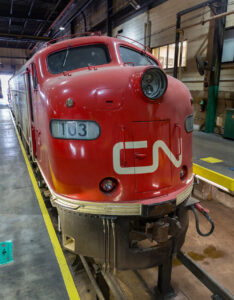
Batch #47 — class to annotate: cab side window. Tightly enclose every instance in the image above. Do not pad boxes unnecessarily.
[119,46,157,66]
[27,68,34,121]
[31,63,38,89]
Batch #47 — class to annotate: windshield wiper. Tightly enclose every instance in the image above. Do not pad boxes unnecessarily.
[62,44,71,68]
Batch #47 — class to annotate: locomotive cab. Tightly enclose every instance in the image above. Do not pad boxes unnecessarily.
[9,36,193,270]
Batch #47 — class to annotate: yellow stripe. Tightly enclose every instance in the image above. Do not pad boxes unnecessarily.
[13,122,80,300]
[193,163,234,192]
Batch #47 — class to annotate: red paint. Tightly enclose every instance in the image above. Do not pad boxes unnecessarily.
[9,36,193,206]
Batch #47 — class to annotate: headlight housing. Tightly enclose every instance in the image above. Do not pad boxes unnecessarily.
[141,67,167,100]
[99,177,118,193]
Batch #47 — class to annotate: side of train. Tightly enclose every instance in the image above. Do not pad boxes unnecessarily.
[9,35,193,270]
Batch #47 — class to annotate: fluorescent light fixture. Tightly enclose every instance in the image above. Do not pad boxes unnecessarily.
[129,0,140,10]
[59,26,65,31]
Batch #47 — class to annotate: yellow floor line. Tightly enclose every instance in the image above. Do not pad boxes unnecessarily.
[193,163,234,192]
[13,122,80,300]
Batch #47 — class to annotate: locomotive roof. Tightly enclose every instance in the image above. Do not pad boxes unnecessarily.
[12,35,156,77]
[36,35,150,58]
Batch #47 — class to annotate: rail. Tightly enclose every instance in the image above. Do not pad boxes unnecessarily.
[177,251,234,300]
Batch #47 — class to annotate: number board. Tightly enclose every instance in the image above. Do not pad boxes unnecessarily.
[51,120,100,140]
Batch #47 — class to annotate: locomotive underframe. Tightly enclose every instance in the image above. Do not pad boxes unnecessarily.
[57,199,189,270]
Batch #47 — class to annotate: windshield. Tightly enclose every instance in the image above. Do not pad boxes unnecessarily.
[47,44,111,74]
[119,46,157,66]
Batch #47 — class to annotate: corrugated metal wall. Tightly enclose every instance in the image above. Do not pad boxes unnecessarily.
[0,47,28,74]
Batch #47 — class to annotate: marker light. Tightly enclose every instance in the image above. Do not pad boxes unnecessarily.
[66,98,74,107]
[100,177,118,193]
[185,115,194,132]
[180,166,187,180]
[141,67,167,100]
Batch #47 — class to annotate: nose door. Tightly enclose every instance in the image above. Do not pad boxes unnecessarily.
[131,120,172,193]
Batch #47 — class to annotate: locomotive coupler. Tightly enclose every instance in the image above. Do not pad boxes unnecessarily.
[145,216,182,244]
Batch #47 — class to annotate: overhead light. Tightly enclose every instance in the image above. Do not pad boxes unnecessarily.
[59,26,65,31]
[129,0,141,10]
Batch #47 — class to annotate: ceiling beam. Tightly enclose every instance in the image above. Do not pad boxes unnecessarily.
[0,55,27,59]
[34,0,65,37]
[0,14,51,23]
[8,0,14,33]
[21,0,36,34]
[51,0,94,39]
[0,32,50,42]
[30,0,76,52]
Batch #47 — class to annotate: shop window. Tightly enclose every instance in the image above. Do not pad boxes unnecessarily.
[152,41,188,69]
[222,28,234,63]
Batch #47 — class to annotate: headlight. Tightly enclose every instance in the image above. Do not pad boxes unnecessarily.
[50,120,100,140]
[185,115,193,133]
[99,177,118,193]
[141,67,167,100]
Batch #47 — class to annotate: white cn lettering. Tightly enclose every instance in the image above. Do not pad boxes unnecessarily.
[113,139,182,175]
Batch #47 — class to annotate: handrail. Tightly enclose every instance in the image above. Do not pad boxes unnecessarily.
[47,31,102,46]
[116,34,151,52]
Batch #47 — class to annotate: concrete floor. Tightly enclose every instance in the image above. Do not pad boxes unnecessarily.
[0,106,69,300]
[193,131,234,179]
[170,199,234,299]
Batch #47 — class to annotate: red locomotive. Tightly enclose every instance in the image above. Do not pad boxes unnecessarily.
[9,35,193,270]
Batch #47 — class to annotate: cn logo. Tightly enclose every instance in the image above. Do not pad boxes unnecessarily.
[113,139,182,175]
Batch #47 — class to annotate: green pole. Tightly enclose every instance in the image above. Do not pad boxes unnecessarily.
[205,0,228,133]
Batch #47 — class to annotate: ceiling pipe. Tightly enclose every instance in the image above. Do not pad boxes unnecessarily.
[52,0,94,38]
[21,0,36,34]
[178,9,234,31]
[33,0,63,38]
[44,0,76,37]
[29,0,74,53]
[8,0,14,33]
[81,11,87,32]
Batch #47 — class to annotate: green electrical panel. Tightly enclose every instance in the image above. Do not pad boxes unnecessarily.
[224,109,234,139]
[0,240,13,266]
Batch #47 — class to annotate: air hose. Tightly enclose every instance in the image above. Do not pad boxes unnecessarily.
[190,203,215,237]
